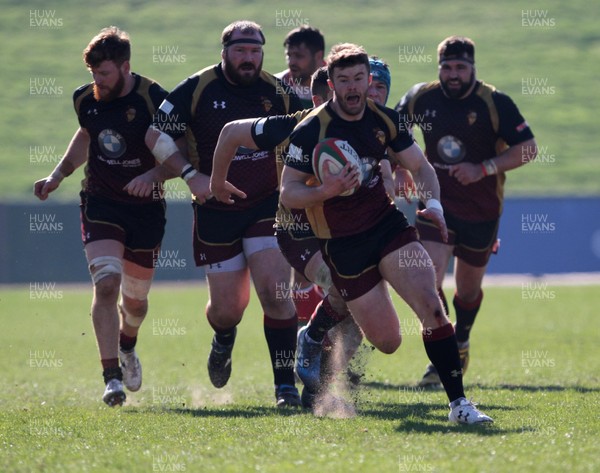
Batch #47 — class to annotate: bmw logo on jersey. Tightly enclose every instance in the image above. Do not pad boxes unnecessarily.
[98,129,127,159]
[437,135,465,164]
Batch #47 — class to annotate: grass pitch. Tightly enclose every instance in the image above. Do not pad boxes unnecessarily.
[0,282,598,472]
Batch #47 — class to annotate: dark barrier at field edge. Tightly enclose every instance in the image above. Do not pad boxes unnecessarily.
[1,197,599,283]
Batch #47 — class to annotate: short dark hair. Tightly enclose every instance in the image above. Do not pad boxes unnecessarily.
[310,66,329,100]
[221,20,265,47]
[83,26,130,68]
[283,26,324,54]
[326,43,370,80]
[437,35,475,64]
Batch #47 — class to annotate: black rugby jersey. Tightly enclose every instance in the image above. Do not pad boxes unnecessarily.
[154,64,302,210]
[284,100,414,239]
[396,80,534,221]
[74,74,168,203]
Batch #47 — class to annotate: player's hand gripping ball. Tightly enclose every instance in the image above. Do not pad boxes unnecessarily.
[312,138,363,196]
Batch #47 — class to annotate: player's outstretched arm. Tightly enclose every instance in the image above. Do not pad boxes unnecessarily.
[379,159,396,200]
[392,142,448,242]
[210,120,255,204]
[33,127,89,201]
[142,127,211,200]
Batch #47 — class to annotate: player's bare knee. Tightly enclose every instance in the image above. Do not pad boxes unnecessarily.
[93,274,121,302]
[121,297,148,320]
[206,303,244,329]
[376,334,401,354]
[364,329,401,354]
[255,285,294,317]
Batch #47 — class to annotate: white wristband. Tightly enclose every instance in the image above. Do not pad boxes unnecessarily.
[181,164,198,182]
[426,198,443,212]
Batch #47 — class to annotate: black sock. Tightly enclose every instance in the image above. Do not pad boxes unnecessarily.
[119,332,137,352]
[264,313,298,386]
[214,328,236,346]
[306,296,349,343]
[453,291,483,343]
[206,316,237,346]
[102,365,123,384]
[423,324,465,402]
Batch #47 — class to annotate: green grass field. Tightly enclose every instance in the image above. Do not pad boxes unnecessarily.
[3,0,599,202]
[1,283,598,472]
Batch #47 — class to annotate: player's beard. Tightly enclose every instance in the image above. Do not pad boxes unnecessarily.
[336,89,368,117]
[290,57,317,84]
[440,70,475,99]
[224,54,263,87]
[93,71,126,102]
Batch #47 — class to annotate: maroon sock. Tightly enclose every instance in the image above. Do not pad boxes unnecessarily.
[264,313,298,387]
[422,324,465,402]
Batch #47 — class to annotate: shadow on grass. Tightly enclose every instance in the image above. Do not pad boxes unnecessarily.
[361,380,600,394]
[357,401,520,435]
[123,405,306,418]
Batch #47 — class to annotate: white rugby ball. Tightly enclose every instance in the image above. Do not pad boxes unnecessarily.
[312,138,363,196]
